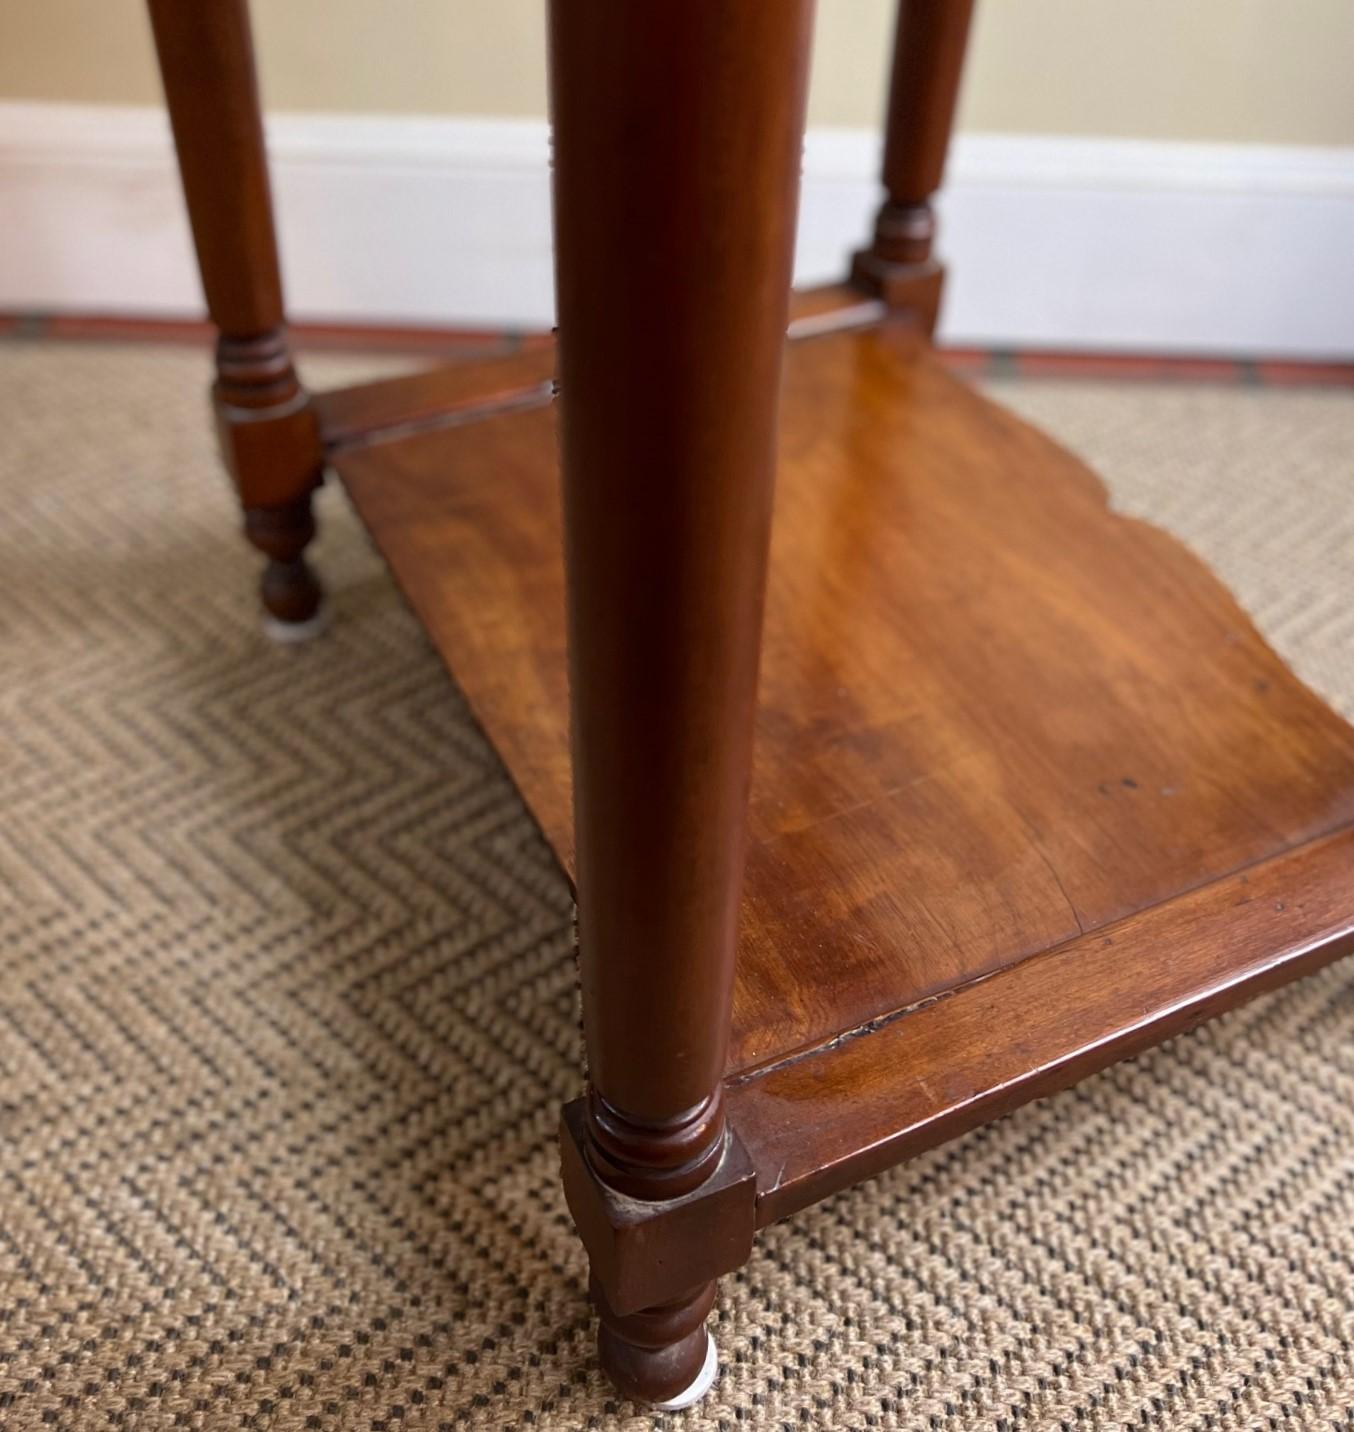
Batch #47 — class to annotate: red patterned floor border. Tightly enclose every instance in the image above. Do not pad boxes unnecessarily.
[2,311,1352,386]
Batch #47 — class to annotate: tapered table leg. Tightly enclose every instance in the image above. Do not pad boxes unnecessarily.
[547,0,815,1407]
[853,0,977,333]
[146,0,325,636]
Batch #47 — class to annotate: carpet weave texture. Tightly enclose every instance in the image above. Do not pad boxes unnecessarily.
[1,342,1352,1430]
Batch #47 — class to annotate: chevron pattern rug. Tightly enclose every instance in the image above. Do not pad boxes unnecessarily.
[1,340,1352,1430]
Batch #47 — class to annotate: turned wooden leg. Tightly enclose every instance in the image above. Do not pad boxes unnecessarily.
[852,0,977,333]
[243,494,321,636]
[547,0,814,1406]
[592,1279,718,1410]
[147,0,325,636]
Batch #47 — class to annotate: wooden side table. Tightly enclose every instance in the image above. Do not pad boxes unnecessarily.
[146,0,1354,1409]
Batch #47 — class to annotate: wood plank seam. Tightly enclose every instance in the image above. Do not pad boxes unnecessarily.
[317,286,890,455]
[729,823,1354,1225]
[321,382,554,456]
[724,815,1354,1088]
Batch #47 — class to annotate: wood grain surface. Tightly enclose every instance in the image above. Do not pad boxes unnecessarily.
[729,823,1354,1225]
[335,320,1354,1083]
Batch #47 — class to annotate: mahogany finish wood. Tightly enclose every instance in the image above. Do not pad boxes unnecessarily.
[313,285,880,458]
[329,301,1354,1406]
[147,0,1354,1409]
[544,0,814,1401]
[335,318,1354,1056]
[730,823,1354,1226]
[335,310,1354,1362]
[314,348,556,453]
[146,0,324,628]
[852,0,976,330]
[591,1278,716,1410]
[558,1102,756,1319]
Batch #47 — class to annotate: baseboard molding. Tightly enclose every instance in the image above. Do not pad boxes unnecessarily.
[3,102,1353,356]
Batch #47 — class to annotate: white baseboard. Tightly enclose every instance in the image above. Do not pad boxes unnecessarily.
[3,102,1353,356]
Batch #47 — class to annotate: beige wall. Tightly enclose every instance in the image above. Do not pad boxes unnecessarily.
[3,0,1353,146]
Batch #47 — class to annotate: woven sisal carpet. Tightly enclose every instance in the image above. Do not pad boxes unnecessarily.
[1,341,1352,1430]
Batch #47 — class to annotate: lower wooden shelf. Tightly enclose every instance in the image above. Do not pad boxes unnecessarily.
[328,304,1354,1226]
